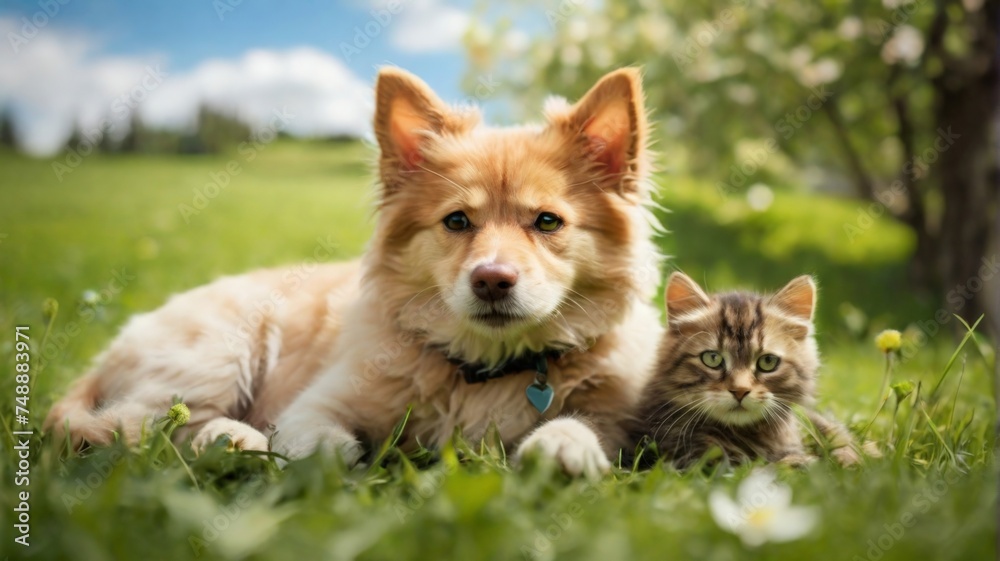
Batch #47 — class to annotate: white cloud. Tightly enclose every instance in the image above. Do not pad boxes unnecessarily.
[0,18,373,156]
[376,0,469,53]
[0,18,160,155]
[142,48,373,139]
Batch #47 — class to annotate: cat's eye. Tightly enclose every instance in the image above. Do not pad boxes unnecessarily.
[700,351,724,369]
[443,211,471,231]
[534,212,563,233]
[756,354,781,373]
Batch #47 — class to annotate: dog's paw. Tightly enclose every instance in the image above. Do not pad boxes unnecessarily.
[271,423,363,467]
[515,418,611,479]
[192,418,269,453]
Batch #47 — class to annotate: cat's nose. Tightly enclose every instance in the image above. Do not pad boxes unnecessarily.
[729,389,750,403]
[471,263,518,302]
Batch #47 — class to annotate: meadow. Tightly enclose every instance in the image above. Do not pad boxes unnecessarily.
[0,141,995,561]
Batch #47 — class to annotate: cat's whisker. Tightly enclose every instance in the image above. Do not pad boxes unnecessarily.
[653,396,712,444]
[677,405,709,452]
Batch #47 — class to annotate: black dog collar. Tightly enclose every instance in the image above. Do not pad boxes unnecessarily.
[449,349,563,384]
[446,349,564,413]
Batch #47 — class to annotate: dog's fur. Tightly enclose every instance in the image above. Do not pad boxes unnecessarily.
[45,68,663,476]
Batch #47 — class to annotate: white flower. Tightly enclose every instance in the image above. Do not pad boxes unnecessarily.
[709,468,819,547]
[799,58,842,87]
[81,290,100,305]
[881,25,925,65]
[560,45,582,67]
[746,184,774,211]
[501,29,530,56]
[837,16,862,40]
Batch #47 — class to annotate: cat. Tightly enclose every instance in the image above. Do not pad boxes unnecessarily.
[627,272,862,469]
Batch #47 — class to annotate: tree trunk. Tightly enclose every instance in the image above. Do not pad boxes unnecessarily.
[932,0,999,330]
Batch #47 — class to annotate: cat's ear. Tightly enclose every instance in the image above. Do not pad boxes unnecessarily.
[664,272,712,321]
[548,68,647,193]
[374,67,449,173]
[771,275,816,321]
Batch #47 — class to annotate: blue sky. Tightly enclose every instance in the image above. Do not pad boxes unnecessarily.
[0,0,489,153]
[0,0,469,98]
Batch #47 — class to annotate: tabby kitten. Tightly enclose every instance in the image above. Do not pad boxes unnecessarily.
[629,272,860,468]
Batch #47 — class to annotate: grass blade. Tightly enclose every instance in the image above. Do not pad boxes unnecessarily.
[928,314,984,400]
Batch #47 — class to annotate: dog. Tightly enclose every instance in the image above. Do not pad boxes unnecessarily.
[45,67,664,477]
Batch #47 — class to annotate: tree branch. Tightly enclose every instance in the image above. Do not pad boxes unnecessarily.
[822,96,876,201]
[887,66,928,232]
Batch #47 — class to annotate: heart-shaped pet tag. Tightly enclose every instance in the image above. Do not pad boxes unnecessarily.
[525,382,554,414]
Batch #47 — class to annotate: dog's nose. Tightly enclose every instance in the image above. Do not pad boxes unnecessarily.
[729,389,750,403]
[470,263,518,302]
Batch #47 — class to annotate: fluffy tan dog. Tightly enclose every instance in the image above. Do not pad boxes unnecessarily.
[45,67,663,477]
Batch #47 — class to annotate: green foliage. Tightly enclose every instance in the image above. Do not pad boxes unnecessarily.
[182,106,254,155]
[0,142,995,560]
[467,0,946,184]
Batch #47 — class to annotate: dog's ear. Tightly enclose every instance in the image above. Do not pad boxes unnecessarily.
[374,67,449,174]
[664,272,711,323]
[550,68,648,194]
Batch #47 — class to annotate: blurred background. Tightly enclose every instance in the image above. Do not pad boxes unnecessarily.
[0,0,996,370]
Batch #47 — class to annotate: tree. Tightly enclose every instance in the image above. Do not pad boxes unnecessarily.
[119,112,144,153]
[0,107,18,150]
[467,0,998,331]
[191,105,252,154]
[63,123,84,153]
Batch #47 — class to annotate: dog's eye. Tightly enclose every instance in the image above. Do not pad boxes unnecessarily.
[443,211,471,231]
[534,212,563,232]
[756,354,781,373]
[700,351,724,369]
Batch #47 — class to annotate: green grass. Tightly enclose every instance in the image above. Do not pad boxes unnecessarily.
[0,141,994,561]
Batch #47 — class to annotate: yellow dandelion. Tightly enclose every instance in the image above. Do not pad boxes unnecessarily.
[875,329,902,354]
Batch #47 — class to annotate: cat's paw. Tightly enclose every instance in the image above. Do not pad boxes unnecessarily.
[516,418,611,479]
[271,423,363,467]
[778,453,817,468]
[831,446,862,467]
[192,418,269,453]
